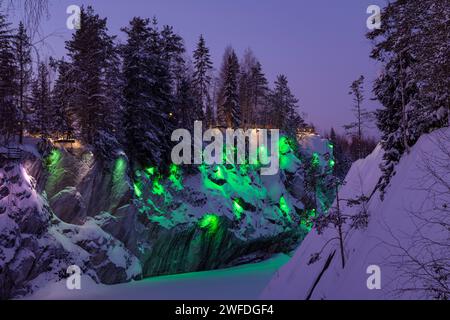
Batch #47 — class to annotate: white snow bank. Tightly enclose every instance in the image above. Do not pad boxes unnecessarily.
[26,254,289,300]
[262,128,450,300]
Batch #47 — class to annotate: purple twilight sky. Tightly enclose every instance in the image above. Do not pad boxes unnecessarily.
[8,0,387,137]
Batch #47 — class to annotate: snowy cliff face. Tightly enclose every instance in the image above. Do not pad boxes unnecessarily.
[262,128,450,300]
[0,160,141,299]
[1,134,334,297]
[131,135,334,276]
[28,148,134,225]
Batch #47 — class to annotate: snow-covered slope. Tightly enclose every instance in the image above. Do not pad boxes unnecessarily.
[0,161,141,299]
[27,254,289,300]
[262,128,450,300]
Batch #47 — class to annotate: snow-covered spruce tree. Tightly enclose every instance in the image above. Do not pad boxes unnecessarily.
[368,0,449,196]
[161,23,205,130]
[175,75,201,131]
[402,0,449,130]
[30,62,52,138]
[215,46,232,126]
[373,57,418,196]
[160,24,186,94]
[268,74,305,136]
[249,60,269,127]
[238,49,269,128]
[65,6,122,159]
[14,21,32,144]
[238,49,257,127]
[217,47,241,128]
[102,36,124,150]
[121,17,174,168]
[192,34,213,126]
[176,66,204,131]
[50,58,75,140]
[148,18,178,137]
[121,17,156,166]
[0,10,18,144]
[344,75,372,160]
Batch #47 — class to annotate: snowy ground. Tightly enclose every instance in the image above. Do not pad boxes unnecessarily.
[27,254,290,300]
[262,128,450,300]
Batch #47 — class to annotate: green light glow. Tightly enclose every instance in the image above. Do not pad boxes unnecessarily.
[238,164,249,175]
[279,196,292,221]
[45,149,64,196]
[259,145,267,154]
[47,149,62,168]
[132,135,329,231]
[147,198,164,214]
[280,153,293,170]
[112,157,128,196]
[300,209,317,231]
[328,143,334,149]
[168,164,183,191]
[233,199,244,219]
[198,164,227,197]
[152,179,165,195]
[145,167,156,176]
[278,136,298,170]
[113,158,127,182]
[257,144,268,165]
[329,159,335,168]
[213,165,224,179]
[279,136,291,154]
[311,152,320,167]
[133,182,143,198]
[198,214,220,234]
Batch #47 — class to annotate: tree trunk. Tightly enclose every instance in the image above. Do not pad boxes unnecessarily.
[399,53,410,154]
[335,184,346,268]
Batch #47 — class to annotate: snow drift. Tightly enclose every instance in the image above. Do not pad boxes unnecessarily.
[0,159,140,299]
[262,128,450,300]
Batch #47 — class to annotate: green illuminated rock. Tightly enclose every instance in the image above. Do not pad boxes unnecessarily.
[29,133,336,280]
[199,214,220,234]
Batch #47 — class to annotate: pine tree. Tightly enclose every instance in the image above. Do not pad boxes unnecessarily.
[174,59,203,130]
[238,49,269,128]
[176,75,200,131]
[65,6,121,159]
[0,11,18,144]
[367,0,448,195]
[373,55,418,196]
[192,35,213,126]
[160,23,186,94]
[249,61,269,126]
[268,75,304,136]
[238,49,257,127]
[121,17,174,168]
[344,75,372,159]
[122,17,157,166]
[31,62,52,138]
[50,59,75,140]
[103,37,124,147]
[14,22,32,144]
[148,18,176,129]
[217,47,240,128]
